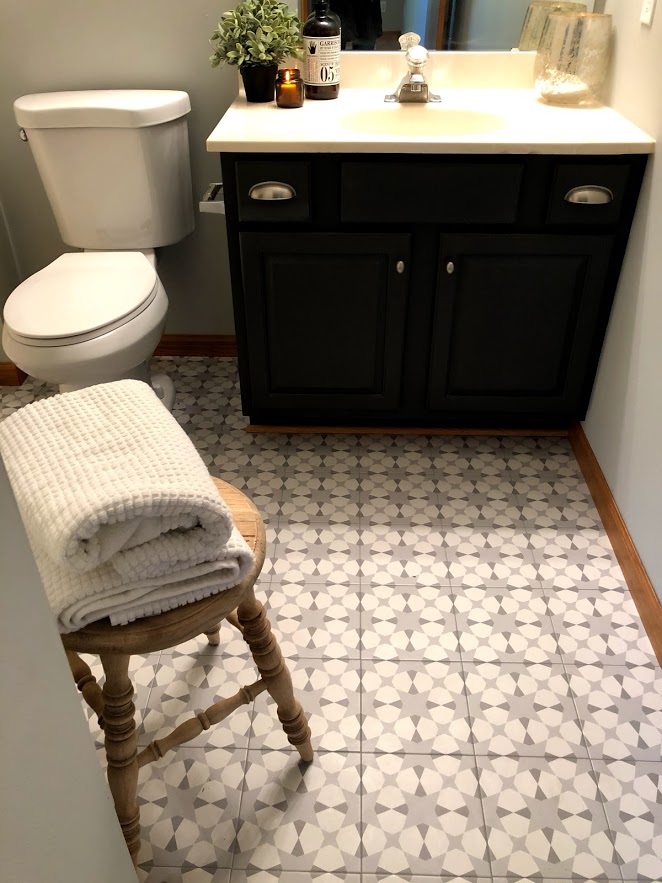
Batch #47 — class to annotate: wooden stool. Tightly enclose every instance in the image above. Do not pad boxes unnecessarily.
[62,478,313,867]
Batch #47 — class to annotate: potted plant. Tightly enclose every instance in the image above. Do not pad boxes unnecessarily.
[210,0,302,103]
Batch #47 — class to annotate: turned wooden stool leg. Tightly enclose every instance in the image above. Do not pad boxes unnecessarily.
[66,649,105,728]
[203,623,221,645]
[238,587,313,762]
[100,653,141,866]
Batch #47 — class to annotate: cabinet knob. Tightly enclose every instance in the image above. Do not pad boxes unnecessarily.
[248,181,296,201]
[396,260,405,274]
[446,261,455,274]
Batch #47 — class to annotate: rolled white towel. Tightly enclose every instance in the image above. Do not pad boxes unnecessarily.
[0,380,255,631]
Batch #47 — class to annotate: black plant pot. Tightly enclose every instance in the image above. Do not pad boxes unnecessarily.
[240,63,278,103]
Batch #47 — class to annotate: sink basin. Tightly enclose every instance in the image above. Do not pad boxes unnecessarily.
[339,107,507,137]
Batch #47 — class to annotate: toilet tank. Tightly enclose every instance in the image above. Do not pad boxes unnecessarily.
[14,90,195,250]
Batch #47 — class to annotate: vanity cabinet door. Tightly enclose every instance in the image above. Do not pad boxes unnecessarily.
[239,233,410,413]
[428,234,612,416]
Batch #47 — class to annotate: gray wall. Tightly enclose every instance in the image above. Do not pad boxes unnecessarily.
[0,464,137,883]
[584,0,662,596]
[0,199,19,359]
[0,0,241,336]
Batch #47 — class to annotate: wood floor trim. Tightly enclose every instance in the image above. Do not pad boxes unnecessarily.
[155,334,237,357]
[0,362,27,386]
[247,425,570,436]
[569,422,662,666]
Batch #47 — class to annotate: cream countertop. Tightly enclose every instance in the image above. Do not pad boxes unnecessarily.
[206,51,654,156]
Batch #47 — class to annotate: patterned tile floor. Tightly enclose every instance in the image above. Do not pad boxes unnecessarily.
[2,356,661,883]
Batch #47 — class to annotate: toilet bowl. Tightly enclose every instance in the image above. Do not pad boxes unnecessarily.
[8,89,195,409]
[2,252,174,407]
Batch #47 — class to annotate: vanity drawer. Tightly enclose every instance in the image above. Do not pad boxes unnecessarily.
[236,160,311,222]
[341,161,524,224]
[547,162,630,226]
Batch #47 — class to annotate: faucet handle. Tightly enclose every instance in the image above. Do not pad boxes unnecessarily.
[398,32,421,51]
[406,44,429,71]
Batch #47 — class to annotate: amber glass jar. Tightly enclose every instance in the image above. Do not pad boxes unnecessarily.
[276,68,304,108]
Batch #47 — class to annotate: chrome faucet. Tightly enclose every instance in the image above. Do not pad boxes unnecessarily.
[385,33,441,104]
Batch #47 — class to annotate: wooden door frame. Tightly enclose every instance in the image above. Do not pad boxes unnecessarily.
[300,1,449,50]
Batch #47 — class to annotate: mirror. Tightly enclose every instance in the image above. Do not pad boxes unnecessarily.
[299,0,596,51]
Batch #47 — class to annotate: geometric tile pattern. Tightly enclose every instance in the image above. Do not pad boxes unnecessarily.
[361,660,472,754]
[362,754,490,877]
[251,658,361,753]
[478,756,620,879]
[465,662,587,758]
[593,759,662,882]
[3,357,659,880]
[454,587,560,664]
[234,750,361,872]
[568,663,662,761]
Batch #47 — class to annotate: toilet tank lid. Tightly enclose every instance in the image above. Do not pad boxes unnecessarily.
[14,90,191,129]
[4,252,159,340]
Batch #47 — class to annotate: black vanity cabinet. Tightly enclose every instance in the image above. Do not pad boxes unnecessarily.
[239,232,410,412]
[428,234,612,415]
[220,153,646,427]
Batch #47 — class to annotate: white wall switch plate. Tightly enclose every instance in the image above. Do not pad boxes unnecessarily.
[641,0,657,26]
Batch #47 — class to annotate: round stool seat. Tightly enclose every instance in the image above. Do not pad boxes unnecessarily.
[61,478,265,656]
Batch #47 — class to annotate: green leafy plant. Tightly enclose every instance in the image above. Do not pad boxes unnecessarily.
[210,0,302,68]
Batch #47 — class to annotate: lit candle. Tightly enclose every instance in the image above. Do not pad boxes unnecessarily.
[276,68,304,108]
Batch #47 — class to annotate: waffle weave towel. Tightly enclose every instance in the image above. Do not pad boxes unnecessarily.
[0,380,254,632]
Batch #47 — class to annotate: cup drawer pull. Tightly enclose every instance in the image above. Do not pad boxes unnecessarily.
[249,181,296,201]
[564,185,614,205]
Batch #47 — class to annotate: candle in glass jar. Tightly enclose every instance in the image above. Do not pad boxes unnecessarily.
[276,68,304,108]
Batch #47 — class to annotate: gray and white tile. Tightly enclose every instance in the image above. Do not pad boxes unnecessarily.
[442,527,541,588]
[230,873,358,883]
[141,871,230,882]
[478,755,620,880]
[361,659,472,754]
[5,359,659,880]
[465,661,586,757]
[593,759,662,882]
[359,524,450,588]
[279,474,360,525]
[359,474,442,526]
[140,653,256,749]
[568,663,662,761]
[549,588,657,666]
[137,746,245,869]
[264,577,361,660]
[251,658,361,753]
[268,524,361,582]
[362,753,489,877]
[234,750,361,872]
[454,586,560,663]
[361,584,461,661]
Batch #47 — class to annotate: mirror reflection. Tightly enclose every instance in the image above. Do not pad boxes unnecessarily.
[299,0,596,52]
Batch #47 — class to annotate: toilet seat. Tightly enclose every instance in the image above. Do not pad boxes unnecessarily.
[4,252,159,347]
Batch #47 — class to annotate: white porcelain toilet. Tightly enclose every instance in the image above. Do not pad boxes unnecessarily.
[2,90,195,409]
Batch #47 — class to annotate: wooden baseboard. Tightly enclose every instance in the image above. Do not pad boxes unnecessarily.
[569,422,662,666]
[0,362,27,386]
[155,334,237,357]
[247,425,570,436]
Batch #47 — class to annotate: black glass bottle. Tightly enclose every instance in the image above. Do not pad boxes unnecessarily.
[302,0,341,100]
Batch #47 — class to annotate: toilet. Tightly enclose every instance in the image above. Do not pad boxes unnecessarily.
[2,90,195,409]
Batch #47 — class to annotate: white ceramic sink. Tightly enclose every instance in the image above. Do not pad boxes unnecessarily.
[339,106,508,138]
